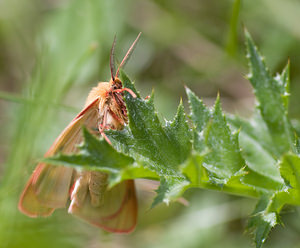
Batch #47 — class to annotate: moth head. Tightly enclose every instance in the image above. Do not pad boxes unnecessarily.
[111,77,123,90]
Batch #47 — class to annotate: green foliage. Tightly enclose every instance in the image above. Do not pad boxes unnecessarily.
[245,30,295,156]
[46,31,300,247]
[247,196,279,248]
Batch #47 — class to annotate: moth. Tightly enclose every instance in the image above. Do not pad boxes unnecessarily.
[18,33,141,233]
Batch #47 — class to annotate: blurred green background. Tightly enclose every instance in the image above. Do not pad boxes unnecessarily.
[1,0,300,247]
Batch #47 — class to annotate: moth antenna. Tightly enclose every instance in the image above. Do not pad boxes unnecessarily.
[110,35,117,81]
[115,32,141,78]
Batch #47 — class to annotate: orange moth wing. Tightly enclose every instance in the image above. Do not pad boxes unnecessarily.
[18,98,100,216]
[19,96,137,232]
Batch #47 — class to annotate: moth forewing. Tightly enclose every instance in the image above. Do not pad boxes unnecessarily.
[18,98,100,215]
[18,172,55,217]
[18,33,141,233]
[32,165,74,208]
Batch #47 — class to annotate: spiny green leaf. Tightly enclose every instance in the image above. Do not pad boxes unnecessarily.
[110,70,192,177]
[186,87,210,133]
[238,130,281,183]
[44,128,134,172]
[203,96,245,179]
[43,128,158,188]
[228,112,278,156]
[276,61,290,109]
[186,89,245,180]
[164,100,192,164]
[151,176,189,208]
[248,196,279,248]
[245,145,300,248]
[245,30,295,155]
[228,114,286,192]
[242,169,284,193]
[279,154,300,192]
[275,153,300,206]
[181,153,258,197]
[186,87,211,153]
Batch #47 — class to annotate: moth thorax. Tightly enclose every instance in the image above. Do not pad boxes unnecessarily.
[85,82,110,107]
[89,171,109,207]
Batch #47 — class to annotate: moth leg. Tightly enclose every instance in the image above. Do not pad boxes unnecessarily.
[113,88,136,98]
[108,108,124,125]
[99,108,112,145]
